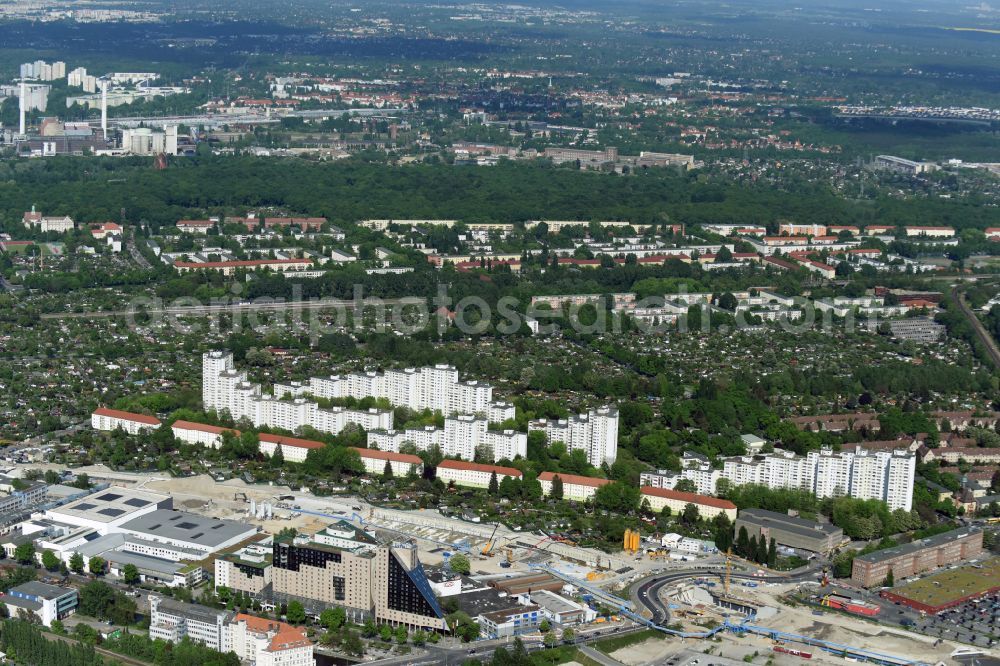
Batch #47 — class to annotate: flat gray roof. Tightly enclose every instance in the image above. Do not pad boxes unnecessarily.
[10,581,75,600]
[153,597,232,625]
[103,550,186,576]
[121,509,255,549]
[48,487,170,524]
[2,596,43,612]
[737,509,843,539]
[855,528,980,565]
[530,590,581,614]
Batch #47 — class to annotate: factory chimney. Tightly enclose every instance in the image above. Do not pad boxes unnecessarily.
[19,80,26,135]
[101,79,108,139]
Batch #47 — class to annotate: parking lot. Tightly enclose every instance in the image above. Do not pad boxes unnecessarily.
[914,591,1000,648]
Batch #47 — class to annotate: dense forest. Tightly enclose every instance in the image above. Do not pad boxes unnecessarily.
[3,157,1000,234]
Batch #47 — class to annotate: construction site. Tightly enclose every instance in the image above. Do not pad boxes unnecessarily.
[47,466,1000,666]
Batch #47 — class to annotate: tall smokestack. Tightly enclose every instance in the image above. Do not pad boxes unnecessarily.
[19,80,26,135]
[101,80,107,139]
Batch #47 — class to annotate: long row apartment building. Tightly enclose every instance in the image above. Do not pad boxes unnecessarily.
[641,446,915,511]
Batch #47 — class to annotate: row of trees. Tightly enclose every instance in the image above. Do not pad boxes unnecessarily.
[0,619,104,666]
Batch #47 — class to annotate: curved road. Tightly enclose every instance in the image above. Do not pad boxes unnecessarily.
[632,566,824,625]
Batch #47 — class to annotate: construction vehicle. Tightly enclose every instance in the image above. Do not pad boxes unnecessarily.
[499,548,513,568]
[481,523,500,556]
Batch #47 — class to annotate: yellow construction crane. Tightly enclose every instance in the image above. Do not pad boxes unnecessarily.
[482,523,500,556]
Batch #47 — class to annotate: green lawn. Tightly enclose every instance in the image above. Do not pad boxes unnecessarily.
[0,242,34,255]
[891,557,1000,608]
[592,629,666,655]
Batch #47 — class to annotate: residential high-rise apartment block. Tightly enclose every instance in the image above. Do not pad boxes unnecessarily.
[367,414,527,462]
[640,452,721,495]
[202,351,393,436]
[205,350,528,463]
[528,407,620,466]
[302,364,494,415]
[720,446,915,511]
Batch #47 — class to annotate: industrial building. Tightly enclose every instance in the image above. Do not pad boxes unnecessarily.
[735,509,845,554]
[851,528,983,587]
[2,582,77,627]
[38,486,258,587]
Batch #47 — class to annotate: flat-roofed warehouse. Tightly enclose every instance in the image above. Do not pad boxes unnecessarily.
[119,509,258,557]
[44,487,172,533]
[735,509,845,554]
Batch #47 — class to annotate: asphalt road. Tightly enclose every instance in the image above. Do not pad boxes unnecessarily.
[631,565,825,626]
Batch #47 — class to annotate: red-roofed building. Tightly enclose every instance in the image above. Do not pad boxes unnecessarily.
[91,407,161,435]
[228,614,313,666]
[986,228,1000,241]
[828,225,860,236]
[640,486,737,520]
[353,447,423,477]
[538,471,610,502]
[865,225,896,236]
[258,433,325,463]
[763,256,798,271]
[263,217,327,231]
[174,258,313,276]
[436,460,522,489]
[801,259,836,279]
[171,420,241,448]
[90,222,122,240]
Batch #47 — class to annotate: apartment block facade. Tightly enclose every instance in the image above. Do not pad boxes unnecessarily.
[721,446,915,511]
[852,529,983,587]
[528,407,620,466]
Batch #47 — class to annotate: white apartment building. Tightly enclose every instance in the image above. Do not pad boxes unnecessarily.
[227,614,314,666]
[202,351,393,437]
[720,446,914,511]
[436,460,522,489]
[307,364,494,416]
[171,420,239,448]
[639,453,722,496]
[538,472,610,502]
[904,226,955,238]
[91,407,161,435]
[258,433,324,463]
[366,415,527,463]
[352,448,423,477]
[528,407,619,466]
